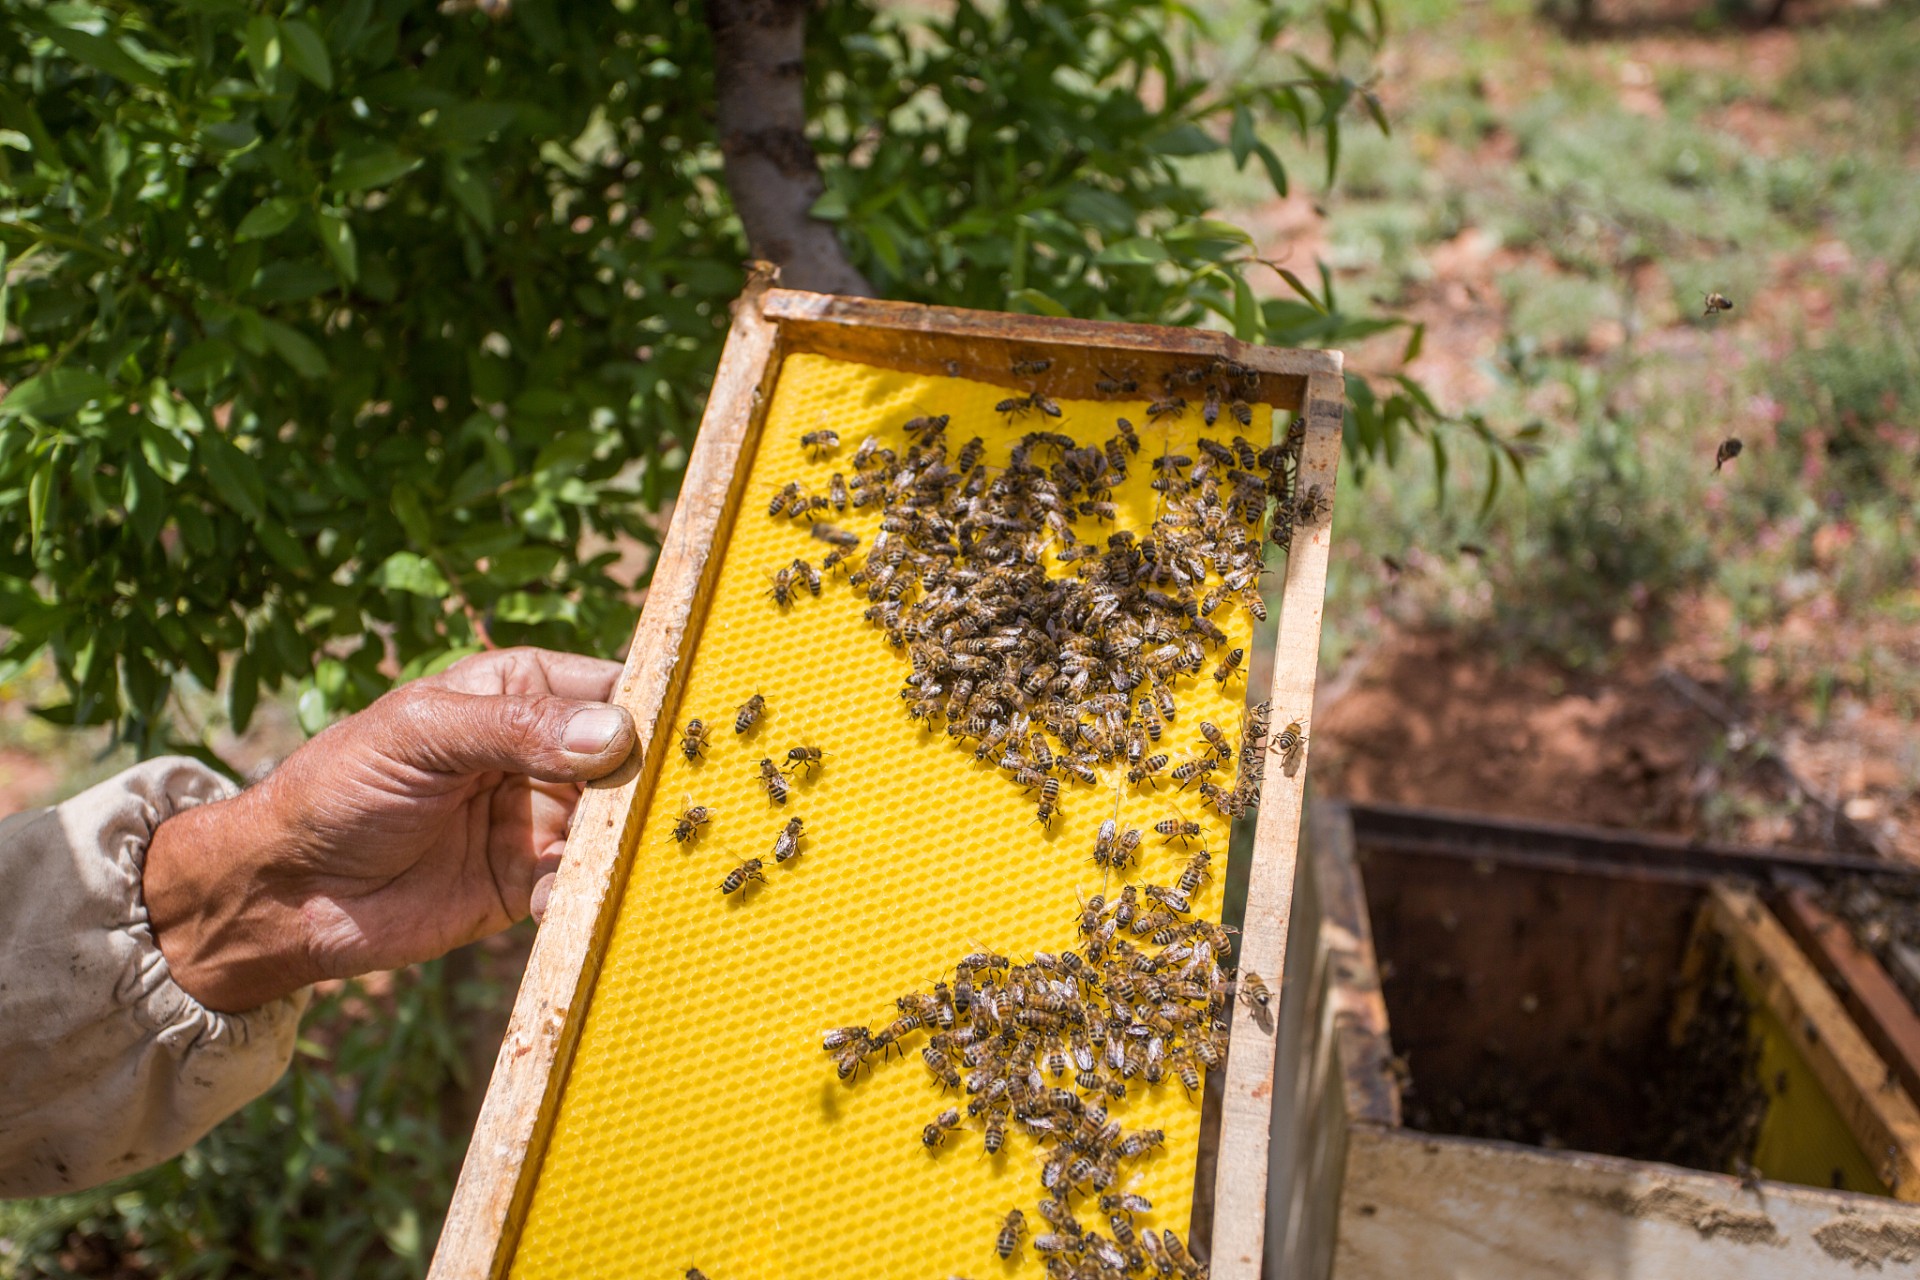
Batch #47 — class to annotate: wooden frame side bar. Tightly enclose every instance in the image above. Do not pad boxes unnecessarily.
[1706,881,1920,1202]
[1777,888,1920,1107]
[429,272,786,1279]
[763,288,1332,406]
[1209,365,1347,1278]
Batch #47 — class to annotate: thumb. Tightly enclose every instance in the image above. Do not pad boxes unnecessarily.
[374,684,636,783]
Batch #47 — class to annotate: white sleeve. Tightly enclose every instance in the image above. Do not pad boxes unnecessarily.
[0,757,311,1198]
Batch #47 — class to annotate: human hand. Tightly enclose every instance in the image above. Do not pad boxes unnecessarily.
[145,647,634,1012]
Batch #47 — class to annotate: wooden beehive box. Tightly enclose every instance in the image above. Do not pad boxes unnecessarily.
[428,272,1347,1279]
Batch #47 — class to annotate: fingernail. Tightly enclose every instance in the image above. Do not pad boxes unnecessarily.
[563,706,627,754]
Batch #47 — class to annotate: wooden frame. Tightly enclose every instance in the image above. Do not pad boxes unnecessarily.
[428,272,1345,1279]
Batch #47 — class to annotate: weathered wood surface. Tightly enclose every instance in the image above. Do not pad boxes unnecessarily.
[428,268,786,1280]
[1707,881,1920,1203]
[1778,887,1920,1109]
[764,288,1332,408]
[1338,1124,1920,1279]
[1209,365,1346,1280]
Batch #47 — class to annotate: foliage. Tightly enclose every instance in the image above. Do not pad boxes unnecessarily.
[0,964,473,1280]
[0,0,1423,758]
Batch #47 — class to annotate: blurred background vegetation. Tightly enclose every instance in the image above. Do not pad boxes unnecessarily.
[4,0,1918,1273]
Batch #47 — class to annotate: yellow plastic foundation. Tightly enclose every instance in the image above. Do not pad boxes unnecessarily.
[509,354,1268,1279]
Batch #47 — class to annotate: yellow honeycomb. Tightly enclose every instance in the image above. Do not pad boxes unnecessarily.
[509,353,1267,1279]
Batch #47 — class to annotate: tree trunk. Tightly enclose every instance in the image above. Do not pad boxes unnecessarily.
[705,0,876,298]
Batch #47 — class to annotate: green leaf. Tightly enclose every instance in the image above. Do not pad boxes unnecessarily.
[236,197,302,241]
[443,159,493,229]
[1276,267,1328,313]
[171,339,234,390]
[197,433,266,522]
[26,456,52,551]
[1402,321,1425,364]
[2,368,113,419]
[391,481,432,547]
[244,15,280,82]
[297,685,331,736]
[494,590,577,624]
[375,551,450,597]
[140,424,193,484]
[809,189,849,221]
[1229,105,1256,168]
[41,26,167,92]
[255,520,311,572]
[1252,140,1289,198]
[1231,272,1263,343]
[1164,219,1254,247]
[1095,237,1169,266]
[1151,124,1220,156]
[1008,288,1071,318]
[279,19,333,91]
[259,320,329,378]
[125,454,164,545]
[228,649,259,734]
[332,148,423,194]
[315,209,358,283]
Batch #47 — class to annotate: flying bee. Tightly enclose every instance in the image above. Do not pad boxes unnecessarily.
[718,857,765,897]
[757,757,790,804]
[996,1209,1028,1259]
[1715,438,1743,471]
[735,693,766,735]
[1198,720,1232,759]
[1155,815,1202,847]
[771,815,804,862]
[1702,291,1734,316]
[680,717,711,761]
[791,557,822,597]
[1239,969,1273,1009]
[783,744,824,775]
[1146,396,1186,422]
[1097,368,1139,395]
[1213,647,1246,685]
[1270,719,1307,776]
[810,521,859,548]
[923,1107,962,1147]
[800,428,840,458]
[1011,357,1053,377]
[671,803,712,844]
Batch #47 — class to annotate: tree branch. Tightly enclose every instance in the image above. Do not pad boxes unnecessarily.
[704,0,876,298]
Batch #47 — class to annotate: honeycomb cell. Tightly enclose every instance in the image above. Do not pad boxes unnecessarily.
[508,354,1269,1280]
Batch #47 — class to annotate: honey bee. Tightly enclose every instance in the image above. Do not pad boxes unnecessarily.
[1128,752,1169,786]
[1101,1192,1153,1217]
[767,481,800,517]
[800,428,841,457]
[1093,818,1118,869]
[791,557,822,597]
[1171,1046,1202,1096]
[1177,849,1212,894]
[821,1025,869,1051]
[923,1107,961,1146]
[766,565,794,607]
[1097,368,1139,395]
[735,693,766,735]
[833,1039,872,1081]
[772,815,804,862]
[1140,1230,1174,1276]
[1162,1230,1197,1274]
[687,1270,709,1280]
[1213,647,1245,685]
[997,1209,1028,1259]
[671,804,712,844]
[1011,357,1053,377]
[827,472,849,510]
[1715,437,1743,471]
[680,717,711,761]
[1146,396,1185,422]
[1229,398,1253,427]
[718,857,766,897]
[1293,483,1331,526]
[757,757,790,804]
[1198,720,1232,759]
[1154,816,1202,847]
[982,1109,1007,1153]
[783,744,824,775]
[923,1046,962,1090]
[1239,968,1272,1008]
[1702,291,1734,316]
[1270,718,1307,776]
[903,412,950,442]
[1170,754,1217,789]
[1202,383,1221,427]
[810,521,859,548]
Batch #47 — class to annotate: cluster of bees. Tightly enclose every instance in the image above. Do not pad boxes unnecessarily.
[822,888,1270,1279]
[674,695,822,900]
[763,356,1319,854]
